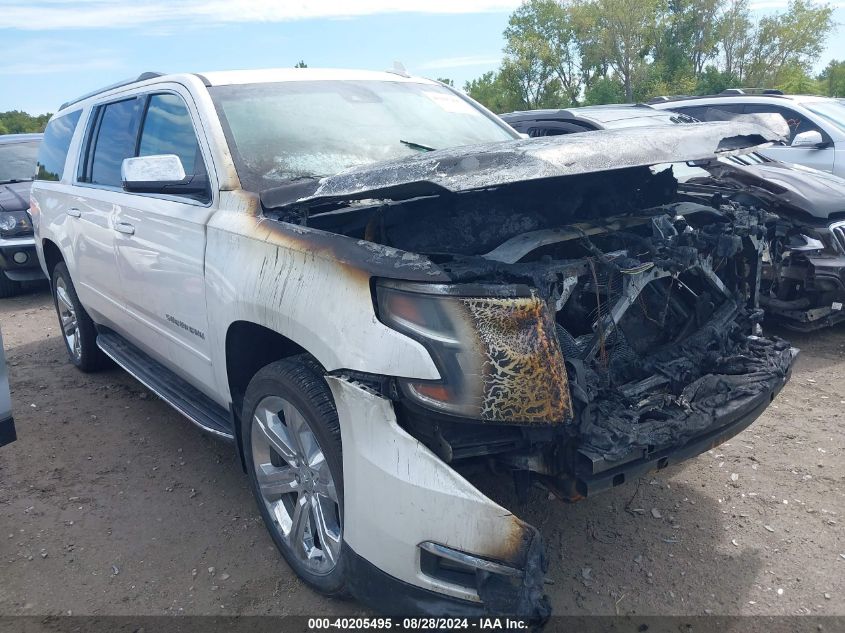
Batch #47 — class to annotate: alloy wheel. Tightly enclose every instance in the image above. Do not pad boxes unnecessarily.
[251,395,342,574]
[55,277,81,361]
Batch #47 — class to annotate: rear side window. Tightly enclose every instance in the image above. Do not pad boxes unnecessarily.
[88,97,142,187]
[139,94,207,178]
[35,110,81,182]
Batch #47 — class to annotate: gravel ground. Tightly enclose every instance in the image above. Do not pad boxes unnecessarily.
[1,286,843,618]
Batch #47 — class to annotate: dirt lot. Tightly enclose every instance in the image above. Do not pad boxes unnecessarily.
[1,286,843,618]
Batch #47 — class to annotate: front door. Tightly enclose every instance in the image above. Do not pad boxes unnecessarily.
[112,90,218,397]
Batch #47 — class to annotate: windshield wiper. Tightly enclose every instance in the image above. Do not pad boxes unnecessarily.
[400,139,437,152]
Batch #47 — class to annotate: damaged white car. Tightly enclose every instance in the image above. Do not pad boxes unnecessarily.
[31,69,796,619]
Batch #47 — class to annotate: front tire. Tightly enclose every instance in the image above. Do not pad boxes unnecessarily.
[242,358,349,597]
[51,263,109,372]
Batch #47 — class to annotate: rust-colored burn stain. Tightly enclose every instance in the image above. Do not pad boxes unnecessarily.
[460,294,572,424]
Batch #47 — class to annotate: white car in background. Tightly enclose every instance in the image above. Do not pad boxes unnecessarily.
[651,91,845,177]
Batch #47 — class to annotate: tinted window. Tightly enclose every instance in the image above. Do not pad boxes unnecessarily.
[35,111,81,181]
[90,98,141,187]
[139,94,206,177]
[741,104,825,143]
[0,141,40,182]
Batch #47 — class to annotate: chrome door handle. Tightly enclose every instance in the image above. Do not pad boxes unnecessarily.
[67,208,81,218]
[114,222,135,236]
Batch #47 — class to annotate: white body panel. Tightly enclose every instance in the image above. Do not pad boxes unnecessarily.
[326,376,529,601]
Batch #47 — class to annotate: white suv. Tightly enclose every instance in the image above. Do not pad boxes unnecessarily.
[31,69,795,618]
[652,93,845,177]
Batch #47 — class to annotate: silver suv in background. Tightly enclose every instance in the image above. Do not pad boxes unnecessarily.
[651,92,845,177]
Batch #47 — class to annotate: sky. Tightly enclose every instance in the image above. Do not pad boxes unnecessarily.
[1,0,844,115]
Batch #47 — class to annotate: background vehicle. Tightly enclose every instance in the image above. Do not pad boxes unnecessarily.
[502,105,845,331]
[0,328,15,447]
[32,70,794,618]
[0,133,45,298]
[649,91,845,177]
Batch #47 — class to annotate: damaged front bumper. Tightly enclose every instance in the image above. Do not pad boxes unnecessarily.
[326,376,550,620]
[561,340,796,500]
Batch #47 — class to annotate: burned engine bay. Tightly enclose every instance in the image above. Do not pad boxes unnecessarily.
[263,129,796,501]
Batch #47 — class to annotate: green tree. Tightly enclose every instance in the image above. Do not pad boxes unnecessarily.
[436,77,455,86]
[505,0,583,105]
[583,76,626,104]
[745,0,834,87]
[695,66,737,95]
[717,0,753,82]
[463,71,525,113]
[0,111,51,134]
[588,0,669,101]
[294,60,308,68]
[818,60,845,96]
[655,0,723,85]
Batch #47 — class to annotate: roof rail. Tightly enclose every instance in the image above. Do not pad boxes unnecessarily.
[646,89,792,105]
[58,71,166,111]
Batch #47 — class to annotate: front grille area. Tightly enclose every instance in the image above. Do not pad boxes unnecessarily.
[830,221,845,254]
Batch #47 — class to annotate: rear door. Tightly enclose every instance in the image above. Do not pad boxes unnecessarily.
[112,89,218,397]
[71,97,143,327]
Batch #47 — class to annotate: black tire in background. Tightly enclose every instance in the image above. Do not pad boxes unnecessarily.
[50,262,109,372]
[0,274,21,299]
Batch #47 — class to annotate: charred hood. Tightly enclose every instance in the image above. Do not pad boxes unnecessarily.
[260,121,783,212]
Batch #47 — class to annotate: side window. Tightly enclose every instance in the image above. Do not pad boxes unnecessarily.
[742,104,826,143]
[35,110,82,182]
[138,93,207,179]
[672,106,709,120]
[88,98,142,187]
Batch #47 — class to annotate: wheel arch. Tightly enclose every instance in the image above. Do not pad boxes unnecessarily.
[41,238,64,279]
[225,320,314,468]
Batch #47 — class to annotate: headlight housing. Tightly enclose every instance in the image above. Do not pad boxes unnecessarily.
[0,210,33,238]
[375,279,572,424]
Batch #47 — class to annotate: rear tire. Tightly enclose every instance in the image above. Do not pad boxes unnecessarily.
[242,357,349,597]
[51,263,109,372]
[0,274,21,299]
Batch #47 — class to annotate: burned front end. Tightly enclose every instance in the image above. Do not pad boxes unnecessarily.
[261,123,796,618]
[360,176,794,502]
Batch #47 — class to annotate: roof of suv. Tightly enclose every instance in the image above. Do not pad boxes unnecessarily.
[58,68,438,111]
[651,93,832,107]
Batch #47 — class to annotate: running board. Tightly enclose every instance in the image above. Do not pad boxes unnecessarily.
[96,330,234,440]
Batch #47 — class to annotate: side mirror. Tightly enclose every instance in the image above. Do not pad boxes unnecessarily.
[791,130,825,148]
[121,155,209,198]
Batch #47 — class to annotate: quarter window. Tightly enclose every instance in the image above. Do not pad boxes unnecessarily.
[35,110,81,182]
[89,97,142,187]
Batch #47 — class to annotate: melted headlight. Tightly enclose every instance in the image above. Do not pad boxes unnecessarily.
[375,280,572,424]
